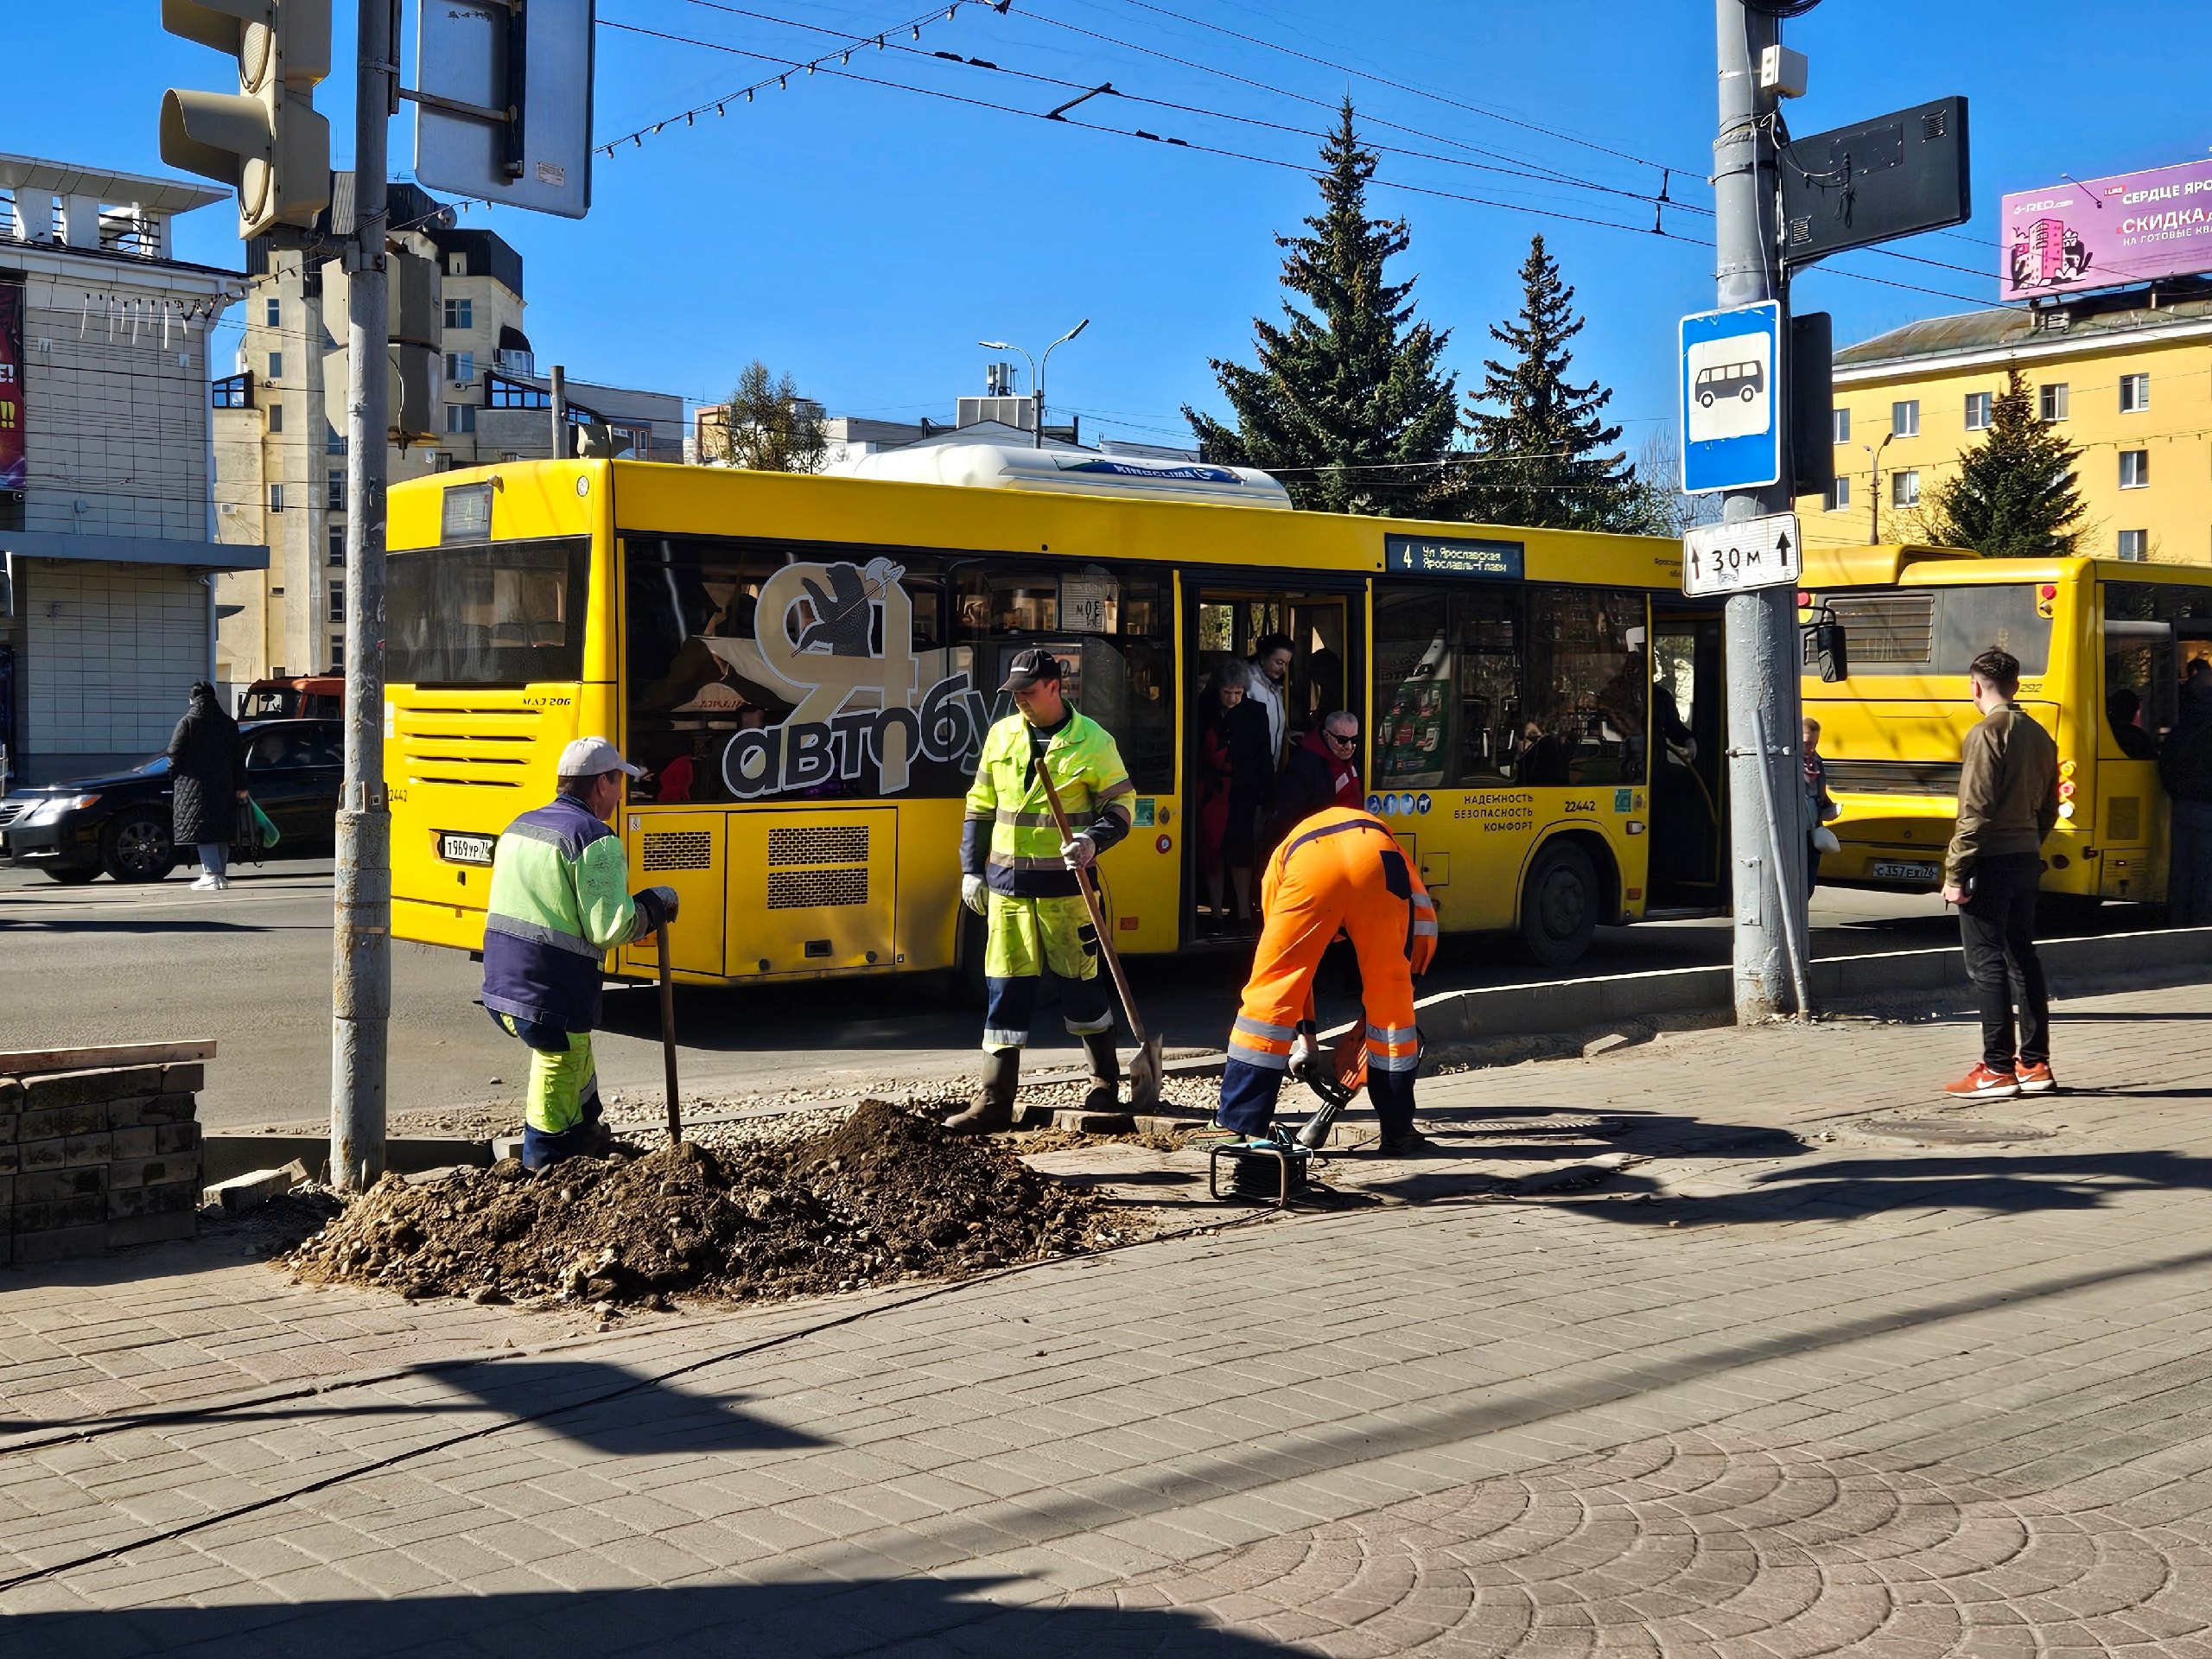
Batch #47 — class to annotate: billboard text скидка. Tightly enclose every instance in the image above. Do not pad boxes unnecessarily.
[2002,157,2212,301]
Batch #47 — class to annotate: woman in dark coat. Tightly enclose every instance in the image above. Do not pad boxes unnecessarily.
[168,683,245,889]
[1194,658,1274,933]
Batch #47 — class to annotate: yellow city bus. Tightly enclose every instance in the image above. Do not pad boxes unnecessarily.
[1802,543,2212,907]
[381,456,1729,988]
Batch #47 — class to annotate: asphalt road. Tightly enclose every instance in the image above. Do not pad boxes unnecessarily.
[0,857,2150,1129]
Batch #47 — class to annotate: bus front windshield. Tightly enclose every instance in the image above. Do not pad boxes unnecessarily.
[386,537,590,686]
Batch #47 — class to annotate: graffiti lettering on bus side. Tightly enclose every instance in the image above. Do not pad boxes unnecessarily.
[722,670,989,798]
[717,556,989,799]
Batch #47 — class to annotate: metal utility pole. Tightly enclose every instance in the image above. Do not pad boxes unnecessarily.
[1714,0,1808,1020]
[1862,431,1895,544]
[550,364,568,459]
[331,0,394,1190]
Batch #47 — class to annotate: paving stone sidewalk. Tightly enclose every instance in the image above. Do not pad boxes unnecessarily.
[5,974,2212,1655]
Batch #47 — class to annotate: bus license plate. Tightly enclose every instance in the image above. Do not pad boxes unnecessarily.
[439,833,497,867]
[1871,860,1938,883]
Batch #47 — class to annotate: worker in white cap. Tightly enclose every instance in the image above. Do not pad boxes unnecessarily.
[480,737,679,1170]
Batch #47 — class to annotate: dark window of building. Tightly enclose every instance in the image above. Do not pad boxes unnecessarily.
[487,373,550,410]
[211,373,251,410]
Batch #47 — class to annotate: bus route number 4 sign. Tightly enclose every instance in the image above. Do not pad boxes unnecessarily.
[1682,514,1802,598]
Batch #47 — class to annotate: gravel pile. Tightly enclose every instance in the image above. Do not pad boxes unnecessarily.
[283,1100,1142,1308]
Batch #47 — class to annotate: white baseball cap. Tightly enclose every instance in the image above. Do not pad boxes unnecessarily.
[556,735,645,779]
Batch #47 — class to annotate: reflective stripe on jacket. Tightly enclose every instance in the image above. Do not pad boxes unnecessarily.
[481,795,645,1031]
[959,710,1135,897]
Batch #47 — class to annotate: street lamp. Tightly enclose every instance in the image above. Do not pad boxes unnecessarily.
[977,318,1090,448]
[1861,430,1896,546]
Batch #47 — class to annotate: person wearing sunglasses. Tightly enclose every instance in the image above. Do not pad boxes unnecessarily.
[1271,711,1364,845]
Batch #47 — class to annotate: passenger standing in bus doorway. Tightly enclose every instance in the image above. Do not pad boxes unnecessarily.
[1941,650,2061,1101]
[2158,674,2212,925]
[1247,633,1295,766]
[480,738,680,1171]
[950,649,1137,1134]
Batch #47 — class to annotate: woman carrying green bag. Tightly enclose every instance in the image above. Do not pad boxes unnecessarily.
[232,797,282,869]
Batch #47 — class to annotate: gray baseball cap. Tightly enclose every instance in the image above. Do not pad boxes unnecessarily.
[556,735,645,779]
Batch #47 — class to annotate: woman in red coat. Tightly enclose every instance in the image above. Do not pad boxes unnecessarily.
[1195,659,1274,933]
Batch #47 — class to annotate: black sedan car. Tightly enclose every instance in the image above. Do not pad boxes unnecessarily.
[0,720,345,883]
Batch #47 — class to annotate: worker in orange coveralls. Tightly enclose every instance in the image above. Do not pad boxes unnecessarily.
[1209,805,1439,1154]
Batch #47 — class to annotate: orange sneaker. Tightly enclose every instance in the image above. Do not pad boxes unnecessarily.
[1943,1062,2020,1100]
[2015,1060,2057,1095]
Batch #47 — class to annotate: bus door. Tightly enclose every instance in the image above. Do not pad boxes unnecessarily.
[1647,602,1726,912]
[1183,582,1365,937]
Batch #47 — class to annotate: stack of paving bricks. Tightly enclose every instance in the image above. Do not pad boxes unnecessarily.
[1,1041,213,1265]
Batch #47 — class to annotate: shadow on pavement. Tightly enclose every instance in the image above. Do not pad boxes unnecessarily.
[1550,1146,2212,1228]
[0,1359,824,1460]
[0,1580,1300,1656]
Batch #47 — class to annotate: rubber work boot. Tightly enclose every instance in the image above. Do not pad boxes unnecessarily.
[1079,1031,1122,1115]
[944,1048,1020,1135]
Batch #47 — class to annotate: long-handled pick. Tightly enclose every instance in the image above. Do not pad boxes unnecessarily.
[1034,768,1163,1111]
[656,924,683,1143]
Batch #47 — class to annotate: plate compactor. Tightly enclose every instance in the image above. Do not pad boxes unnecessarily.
[1205,1024,1370,1208]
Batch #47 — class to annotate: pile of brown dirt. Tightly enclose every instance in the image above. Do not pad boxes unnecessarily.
[283,1100,1140,1307]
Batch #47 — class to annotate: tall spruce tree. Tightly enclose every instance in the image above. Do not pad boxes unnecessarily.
[1440,234,1635,531]
[1183,100,1458,516]
[1919,364,2085,556]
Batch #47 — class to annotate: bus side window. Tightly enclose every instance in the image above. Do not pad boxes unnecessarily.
[1527,587,1648,786]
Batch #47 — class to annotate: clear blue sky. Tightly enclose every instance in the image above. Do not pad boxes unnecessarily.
[19,2,2212,452]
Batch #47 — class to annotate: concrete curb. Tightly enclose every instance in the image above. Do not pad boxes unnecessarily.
[1413,925,2212,1045]
[200,1134,493,1186]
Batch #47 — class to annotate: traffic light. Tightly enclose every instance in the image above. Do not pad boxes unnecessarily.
[159,1,331,239]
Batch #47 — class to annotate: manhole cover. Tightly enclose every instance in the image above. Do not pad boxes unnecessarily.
[1866,1118,2054,1145]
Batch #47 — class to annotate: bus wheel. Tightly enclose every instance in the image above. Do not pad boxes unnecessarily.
[1521,841,1599,969]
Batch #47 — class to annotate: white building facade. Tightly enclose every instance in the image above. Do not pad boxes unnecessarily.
[0,154,259,785]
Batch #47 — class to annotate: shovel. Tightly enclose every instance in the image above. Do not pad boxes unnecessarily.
[1034,768,1164,1111]
[655,924,683,1144]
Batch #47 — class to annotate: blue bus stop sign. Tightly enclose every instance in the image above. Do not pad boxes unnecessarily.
[1680,302,1783,495]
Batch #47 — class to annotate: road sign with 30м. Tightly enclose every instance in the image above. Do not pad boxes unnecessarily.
[1682,514,1801,597]
[1680,302,1782,494]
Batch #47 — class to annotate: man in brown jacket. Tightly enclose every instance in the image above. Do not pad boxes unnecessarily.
[1940,647,2062,1099]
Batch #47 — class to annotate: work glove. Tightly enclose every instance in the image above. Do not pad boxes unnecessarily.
[1061,832,1096,871]
[961,874,988,915]
[632,886,680,937]
[1287,1024,1320,1084]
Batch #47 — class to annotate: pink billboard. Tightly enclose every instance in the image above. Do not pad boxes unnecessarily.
[2002,157,2212,301]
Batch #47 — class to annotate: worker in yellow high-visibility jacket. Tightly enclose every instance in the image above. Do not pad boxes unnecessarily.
[947,647,1135,1134]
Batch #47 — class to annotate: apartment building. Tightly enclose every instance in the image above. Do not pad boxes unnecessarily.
[1811,289,2212,563]
[213,181,682,681]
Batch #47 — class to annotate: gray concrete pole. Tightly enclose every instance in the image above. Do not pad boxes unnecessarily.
[1713,0,1809,1020]
[331,0,394,1189]
[550,364,567,459]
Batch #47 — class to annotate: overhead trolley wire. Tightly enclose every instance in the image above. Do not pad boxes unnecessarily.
[597,16,2016,316]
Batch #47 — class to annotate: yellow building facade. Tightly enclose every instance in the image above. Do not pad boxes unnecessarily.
[1805,296,2212,566]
